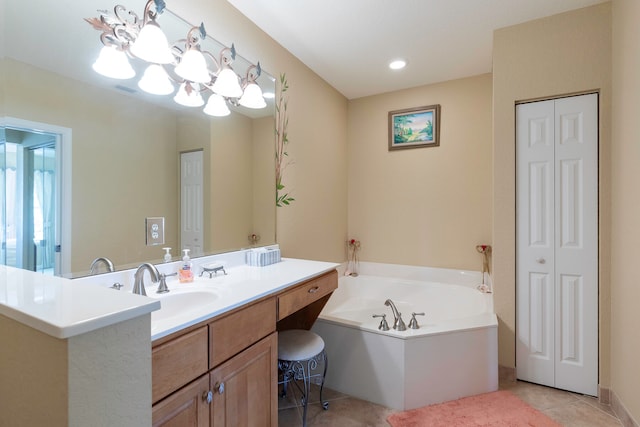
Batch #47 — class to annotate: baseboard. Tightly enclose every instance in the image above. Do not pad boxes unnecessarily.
[612,390,640,427]
[598,385,610,405]
[498,365,516,383]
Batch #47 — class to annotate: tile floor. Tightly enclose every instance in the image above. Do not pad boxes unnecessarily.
[278,379,623,426]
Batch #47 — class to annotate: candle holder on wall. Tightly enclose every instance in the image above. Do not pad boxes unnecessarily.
[475,244,492,293]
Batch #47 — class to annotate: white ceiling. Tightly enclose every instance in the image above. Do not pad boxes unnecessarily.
[226,0,607,99]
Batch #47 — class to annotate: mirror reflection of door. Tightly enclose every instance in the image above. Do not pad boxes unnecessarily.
[1,127,59,274]
[181,150,204,256]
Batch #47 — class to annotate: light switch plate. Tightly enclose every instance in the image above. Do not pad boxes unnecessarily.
[145,217,165,246]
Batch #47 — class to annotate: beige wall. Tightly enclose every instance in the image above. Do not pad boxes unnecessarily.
[611,0,640,421]
[0,313,152,427]
[492,2,612,389]
[172,0,349,263]
[348,74,493,270]
[0,314,69,425]
[210,113,254,251]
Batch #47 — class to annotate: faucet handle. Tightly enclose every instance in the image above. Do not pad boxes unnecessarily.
[395,312,408,331]
[156,272,176,294]
[408,312,425,329]
[372,314,390,331]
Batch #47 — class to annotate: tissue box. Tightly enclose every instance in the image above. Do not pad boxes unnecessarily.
[246,248,281,267]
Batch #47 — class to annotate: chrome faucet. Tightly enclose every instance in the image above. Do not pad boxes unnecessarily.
[384,299,407,331]
[89,257,115,275]
[132,263,160,296]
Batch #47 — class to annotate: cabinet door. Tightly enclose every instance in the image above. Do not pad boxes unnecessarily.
[152,375,210,427]
[211,332,278,427]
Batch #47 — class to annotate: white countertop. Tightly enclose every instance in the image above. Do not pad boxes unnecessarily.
[148,258,339,340]
[0,257,339,341]
[0,265,160,339]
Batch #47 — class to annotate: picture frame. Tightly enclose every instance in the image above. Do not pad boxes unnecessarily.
[388,104,441,151]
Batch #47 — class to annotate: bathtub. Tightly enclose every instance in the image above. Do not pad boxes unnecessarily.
[310,262,498,411]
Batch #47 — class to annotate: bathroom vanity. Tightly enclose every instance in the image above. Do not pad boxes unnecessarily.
[0,255,338,427]
[152,269,338,426]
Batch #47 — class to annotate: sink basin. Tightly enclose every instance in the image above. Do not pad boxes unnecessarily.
[151,290,219,323]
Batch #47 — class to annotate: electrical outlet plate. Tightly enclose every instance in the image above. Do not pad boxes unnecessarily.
[146,217,165,246]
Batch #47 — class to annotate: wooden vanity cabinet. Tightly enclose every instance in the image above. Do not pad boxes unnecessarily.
[152,298,277,427]
[151,269,338,427]
[210,333,278,426]
[152,374,210,427]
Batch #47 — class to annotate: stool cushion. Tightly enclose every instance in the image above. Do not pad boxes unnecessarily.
[278,329,325,361]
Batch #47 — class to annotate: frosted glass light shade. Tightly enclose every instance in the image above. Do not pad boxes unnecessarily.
[175,49,210,84]
[238,83,266,109]
[92,46,135,79]
[130,23,174,64]
[174,82,204,107]
[203,94,230,117]
[211,68,242,98]
[138,65,174,95]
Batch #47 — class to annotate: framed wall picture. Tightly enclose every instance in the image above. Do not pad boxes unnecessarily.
[388,104,441,151]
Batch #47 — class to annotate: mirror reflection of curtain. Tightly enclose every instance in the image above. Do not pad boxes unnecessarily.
[0,142,4,266]
[1,143,18,268]
[32,145,55,273]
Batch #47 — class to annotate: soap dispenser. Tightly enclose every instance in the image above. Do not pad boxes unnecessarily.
[163,247,172,263]
[179,249,194,283]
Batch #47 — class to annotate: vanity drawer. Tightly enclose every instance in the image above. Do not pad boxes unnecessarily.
[277,270,338,321]
[209,297,276,368]
[152,326,209,404]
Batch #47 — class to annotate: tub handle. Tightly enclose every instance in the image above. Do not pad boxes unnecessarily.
[409,312,425,329]
[372,314,390,331]
[308,286,319,294]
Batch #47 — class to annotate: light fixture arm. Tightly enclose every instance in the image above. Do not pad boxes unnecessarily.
[185,23,207,49]
[243,62,262,85]
[141,0,166,26]
[219,44,237,69]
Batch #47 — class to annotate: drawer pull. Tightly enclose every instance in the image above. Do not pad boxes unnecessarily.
[203,390,213,403]
[308,286,319,294]
[216,382,225,395]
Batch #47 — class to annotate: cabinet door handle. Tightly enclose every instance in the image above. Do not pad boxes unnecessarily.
[203,390,213,404]
[216,382,225,395]
[536,257,546,264]
[308,286,319,294]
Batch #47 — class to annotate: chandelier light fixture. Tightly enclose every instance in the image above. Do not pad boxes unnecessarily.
[85,0,267,117]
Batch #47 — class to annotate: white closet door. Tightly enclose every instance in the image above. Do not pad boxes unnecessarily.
[553,94,598,395]
[516,99,556,388]
[180,150,204,256]
[516,93,598,396]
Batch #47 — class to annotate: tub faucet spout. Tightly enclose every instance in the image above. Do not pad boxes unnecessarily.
[384,299,407,331]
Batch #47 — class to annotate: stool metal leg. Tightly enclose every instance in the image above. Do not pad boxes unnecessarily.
[278,350,329,427]
[319,349,329,410]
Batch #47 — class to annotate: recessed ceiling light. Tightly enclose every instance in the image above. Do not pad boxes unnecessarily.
[389,59,407,70]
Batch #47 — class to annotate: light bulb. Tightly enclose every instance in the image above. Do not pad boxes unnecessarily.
[203,94,231,117]
[211,68,243,98]
[175,49,210,84]
[174,82,204,107]
[238,83,266,109]
[130,23,174,64]
[92,46,135,79]
[138,64,174,95]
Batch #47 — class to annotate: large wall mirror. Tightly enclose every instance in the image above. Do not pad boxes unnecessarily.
[0,0,276,278]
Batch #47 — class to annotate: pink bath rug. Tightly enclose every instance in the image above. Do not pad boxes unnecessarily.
[386,390,561,427]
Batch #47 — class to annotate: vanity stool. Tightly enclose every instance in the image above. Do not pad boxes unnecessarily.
[278,329,329,427]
